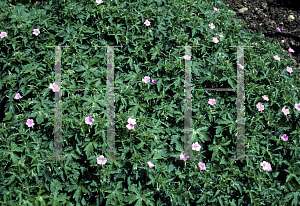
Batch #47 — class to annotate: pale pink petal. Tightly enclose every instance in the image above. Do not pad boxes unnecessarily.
[288,47,295,53]
[97,155,107,165]
[273,55,280,61]
[144,20,151,26]
[126,124,134,130]
[14,93,21,100]
[286,66,293,73]
[262,95,269,101]
[183,55,191,60]
[198,162,206,170]
[192,142,201,151]
[142,76,150,83]
[212,37,219,43]
[128,118,136,125]
[180,153,189,161]
[295,103,300,111]
[0,32,7,38]
[281,134,288,141]
[208,99,216,105]
[147,161,155,168]
[26,119,35,127]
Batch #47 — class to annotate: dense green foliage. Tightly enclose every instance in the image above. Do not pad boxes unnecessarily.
[0,0,300,205]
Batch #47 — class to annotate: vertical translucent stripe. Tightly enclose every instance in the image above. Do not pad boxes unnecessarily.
[106,46,116,161]
[53,46,63,160]
[184,46,193,159]
[236,46,246,160]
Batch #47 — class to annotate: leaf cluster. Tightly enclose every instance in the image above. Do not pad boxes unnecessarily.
[0,0,300,205]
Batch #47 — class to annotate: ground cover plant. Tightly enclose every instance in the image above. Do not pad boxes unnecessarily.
[0,0,300,205]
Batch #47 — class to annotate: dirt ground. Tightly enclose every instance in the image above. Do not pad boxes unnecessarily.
[220,0,300,77]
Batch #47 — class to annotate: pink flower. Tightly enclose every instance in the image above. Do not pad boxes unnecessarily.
[49,83,57,91]
[288,47,295,53]
[97,155,107,165]
[128,118,136,125]
[126,124,134,130]
[180,153,190,161]
[286,66,293,73]
[85,116,94,125]
[256,103,264,111]
[144,20,151,26]
[183,55,191,60]
[276,27,281,32]
[262,95,269,101]
[212,37,219,43]
[228,10,233,13]
[26,119,35,127]
[273,55,280,61]
[152,80,158,84]
[14,93,21,100]
[192,142,201,151]
[281,134,288,141]
[0,32,7,38]
[295,103,300,111]
[198,162,206,170]
[209,23,215,29]
[213,7,219,11]
[237,64,244,69]
[33,29,40,36]
[96,0,103,4]
[142,76,150,83]
[281,107,290,115]
[260,161,272,171]
[49,82,60,92]
[147,161,155,168]
[126,118,136,130]
[208,99,216,106]
[54,85,61,92]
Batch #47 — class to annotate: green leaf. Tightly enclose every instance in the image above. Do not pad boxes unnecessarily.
[221,140,231,147]
[286,174,300,185]
[174,77,181,89]
[200,68,211,76]
[3,111,13,121]
[215,126,223,134]
[215,117,232,125]
[129,105,139,117]
[167,164,176,173]
[175,140,183,152]
[153,149,163,160]
[73,187,82,203]
[143,197,155,206]
[36,111,44,124]
[285,192,294,201]
[36,196,46,206]
[84,142,94,158]
[134,64,140,73]
[219,76,228,81]
[50,179,63,193]
[228,78,235,89]
[7,173,16,185]
[157,79,162,92]
[65,184,78,193]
